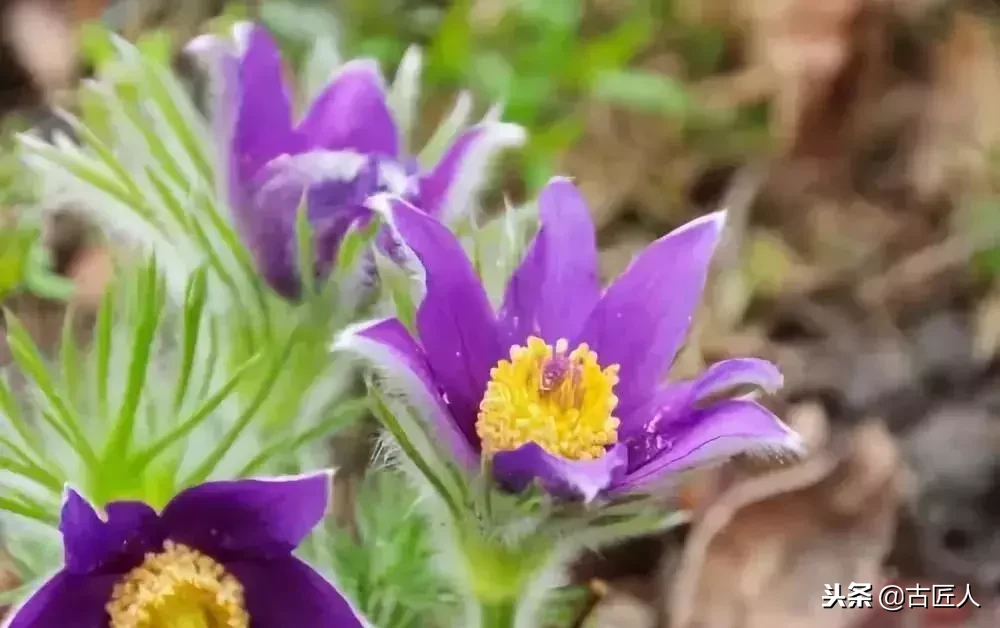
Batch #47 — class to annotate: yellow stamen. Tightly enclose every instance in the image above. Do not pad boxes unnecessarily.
[476,336,620,461]
[107,541,249,628]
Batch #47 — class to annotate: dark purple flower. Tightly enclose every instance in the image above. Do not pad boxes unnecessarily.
[187,23,523,300]
[338,179,801,502]
[4,473,364,628]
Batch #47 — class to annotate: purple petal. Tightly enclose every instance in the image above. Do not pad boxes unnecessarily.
[576,212,726,410]
[498,177,600,346]
[335,318,479,467]
[59,489,161,576]
[611,400,801,495]
[237,151,377,299]
[159,472,331,561]
[417,123,525,222]
[492,442,627,503]
[618,357,783,440]
[384,197,502,438]
[297,60,398,157]
[4,571,115,628]
[232,23,300,187]
[691,357,783,401]
[227,557,364,627]
[616,383,693,442]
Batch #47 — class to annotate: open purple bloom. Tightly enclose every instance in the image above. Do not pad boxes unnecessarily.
[186,23,524,300]
[338,178,801,502]
[4,473,363,628]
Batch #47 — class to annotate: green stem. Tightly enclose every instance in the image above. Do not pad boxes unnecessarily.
[478,598,517,628]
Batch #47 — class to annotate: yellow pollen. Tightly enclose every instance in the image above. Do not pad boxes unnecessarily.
[476,336,621,461]
[107,541,249,628]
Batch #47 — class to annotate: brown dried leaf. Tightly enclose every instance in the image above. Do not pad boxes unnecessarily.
[2,0,77,97]
[909,12,1000,204]
[584,590,657,628]
[597,226,655,283]
[972,283,1000,364]
[559,102,676,232]
[71,0,111,23]
[0,548,21,620]
[665,420,905,628]
[66,244,112,311]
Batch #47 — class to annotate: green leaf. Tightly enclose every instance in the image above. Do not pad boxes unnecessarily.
[315,469,459,628]
[570,14,653,87]
[374,250,418,333]
[79,21,117,68]
[0,445,61,491]
[517,0,581,30]
[111,35,213,180]
[59,304,82,405]
[95,287,114,419]
[469,53,515,113]
[22,253,76,301]
[426,0,472,83]
[0,374,46,464]
[102,259,164,462]
[418,91,472,169]
[130,352,264,473]
[590,68,695,116]
[0,495,58,526]
[388,46,423,153]
[466,201,537,308]
[181,327,301,486]
[4,315,98,468]
[977,247,1000,276]
[303,36,343,104]
[173,267,208,411]
[136,30,174,67]
[260,0,341,44]
[366,384,465,520]
[335,218,381,279]
[354,37,407,69]
[236,397,368,476]
[295,193,317,299]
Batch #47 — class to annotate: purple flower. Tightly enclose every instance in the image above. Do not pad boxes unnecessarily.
[337,178,801,502]
[4,473,364,628]
[187,23,524,300]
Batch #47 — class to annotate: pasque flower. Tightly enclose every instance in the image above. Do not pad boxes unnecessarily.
[338,178,801,502]
[187,23,523,300]
[4,472,363,627]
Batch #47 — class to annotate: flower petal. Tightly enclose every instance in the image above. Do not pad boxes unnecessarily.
[691,357,783,401]
[382,196,502,435]
[492,443,627,503]
[159,472,331,561]
[232,23,300,186]
[3,571,115,628]
[618,357,783,440]
[616,383,693,442]
[335,318,478,467]
[59,489,161,576]
[297,60,398,157]
[227,557,364,627]
[611,400,801,495]
[238,151,376,299]
[576,212,726,410]
[498,177,600,346]
[417,123,525,222]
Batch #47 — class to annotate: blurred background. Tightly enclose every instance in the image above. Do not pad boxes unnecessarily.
[2,0,1000,626]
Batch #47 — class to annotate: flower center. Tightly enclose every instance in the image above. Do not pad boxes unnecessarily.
[476,337,620,461]
[106,541,249,628]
